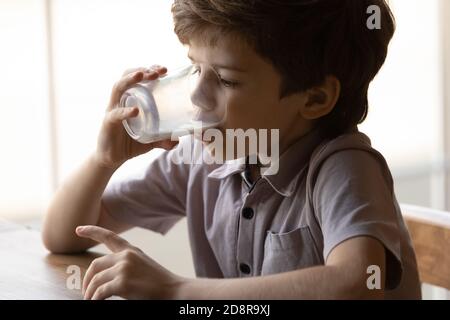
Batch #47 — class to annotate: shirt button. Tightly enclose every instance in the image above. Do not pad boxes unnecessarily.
[239,263,251,275]
[242,207,254,219]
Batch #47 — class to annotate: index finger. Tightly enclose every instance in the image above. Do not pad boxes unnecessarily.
[76,225,130,253]
[108,66,168,110]
[122,65,167,77]
[108,71,153,111]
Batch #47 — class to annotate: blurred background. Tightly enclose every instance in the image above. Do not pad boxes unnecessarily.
[0,0,449,298]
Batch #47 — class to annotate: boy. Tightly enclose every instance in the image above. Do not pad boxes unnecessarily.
[43,0,421,299]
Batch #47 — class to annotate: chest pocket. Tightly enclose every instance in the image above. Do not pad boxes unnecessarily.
[261,226,322,276]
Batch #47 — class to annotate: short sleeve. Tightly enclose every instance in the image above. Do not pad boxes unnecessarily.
[313,149,403,290]
[102,141,191,235]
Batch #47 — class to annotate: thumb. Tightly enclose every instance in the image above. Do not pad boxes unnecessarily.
[106,107,139,125]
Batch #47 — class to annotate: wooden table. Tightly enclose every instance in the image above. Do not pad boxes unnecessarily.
[0,220,102,299]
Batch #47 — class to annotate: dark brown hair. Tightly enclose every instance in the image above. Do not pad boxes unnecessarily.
[172,0,395,138]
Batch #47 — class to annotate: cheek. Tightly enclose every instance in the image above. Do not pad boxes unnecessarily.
[222,95,252,129]
[223,93,280,130]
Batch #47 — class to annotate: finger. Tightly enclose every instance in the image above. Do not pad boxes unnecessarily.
[105,107,139,125]
[82,254,118,294]
[84,264,118,300]
[139,65,167,82]
[149,64,168,75]
[122,65,166,77]
[76,225,131,253]
[91,278,123,300]
[108,70,159,110]
[122,67,148,77]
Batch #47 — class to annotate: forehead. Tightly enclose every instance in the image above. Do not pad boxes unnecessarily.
[187,33,257,68]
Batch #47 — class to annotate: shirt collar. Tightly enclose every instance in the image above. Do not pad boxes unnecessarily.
[207,127,325,196]
[261,127,324,197]
[207,156,247,180]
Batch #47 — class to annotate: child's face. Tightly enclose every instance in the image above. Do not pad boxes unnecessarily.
[188,34,315,156]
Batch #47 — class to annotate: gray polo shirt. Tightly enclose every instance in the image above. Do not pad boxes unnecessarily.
[103,127,421,299]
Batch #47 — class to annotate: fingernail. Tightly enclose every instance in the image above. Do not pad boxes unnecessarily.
[76,226,85,233]
[153,65,167,72]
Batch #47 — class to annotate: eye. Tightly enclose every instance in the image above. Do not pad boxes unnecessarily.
[192,66,201,76]
[218,76,239,88]
[191,66,239,88]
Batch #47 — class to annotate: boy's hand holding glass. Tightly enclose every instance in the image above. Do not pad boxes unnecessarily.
[93,65,179,170]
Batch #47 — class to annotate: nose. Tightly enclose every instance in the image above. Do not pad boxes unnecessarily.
[190,80,216,111]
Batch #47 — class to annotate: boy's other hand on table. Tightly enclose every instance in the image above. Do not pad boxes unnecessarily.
[76,225,182,300]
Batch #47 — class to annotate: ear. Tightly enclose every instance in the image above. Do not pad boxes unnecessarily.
[300,76,341,120]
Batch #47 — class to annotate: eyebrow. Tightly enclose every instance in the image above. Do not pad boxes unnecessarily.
[188,54,247,73]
